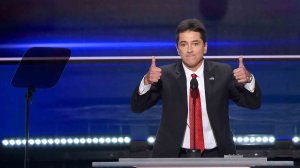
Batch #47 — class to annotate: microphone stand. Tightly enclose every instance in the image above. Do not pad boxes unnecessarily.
[192,88,196,150]
[190,77,198,150]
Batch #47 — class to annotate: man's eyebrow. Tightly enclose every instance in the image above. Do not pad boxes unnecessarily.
[191,40,201,42]
[179,40,201,43]
[179,41,187,43]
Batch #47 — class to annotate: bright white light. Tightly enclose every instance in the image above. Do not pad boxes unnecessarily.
[256,137,262,143]
[67,138,73,144]
[118,137,124,143]
[22,139,26,145]
[99,138,105,144]
[35,139,41,145]
[269,136,275,143]
[73,138,80,144]
[54,139,60,145]
[250,137,256,143]
[147,137,155,144]
[243,137,249,143]
[262,137,268,143]
[28,139,34,145]
[60,138,67,145]
[293,137,299,143]
[92,138,99,144]
[124,137,131,143]
[237,137,243,143]
[86,138,92,144]
[9,140,15,146]
[16,139,22,146]
[80,138,86,144]
[105,138,111,144]
[48,139,54,145]
[41,139,48,145]
[2,140,9,146]
[112,137,118,144]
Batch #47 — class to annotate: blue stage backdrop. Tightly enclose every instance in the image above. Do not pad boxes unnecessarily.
[1,0,300,141]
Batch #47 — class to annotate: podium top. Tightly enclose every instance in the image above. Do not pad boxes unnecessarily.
[92,158,294,168]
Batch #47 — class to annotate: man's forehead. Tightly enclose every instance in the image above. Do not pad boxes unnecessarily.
[178,32,202,42]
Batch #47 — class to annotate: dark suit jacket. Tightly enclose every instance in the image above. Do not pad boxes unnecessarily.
[131,60,261,157]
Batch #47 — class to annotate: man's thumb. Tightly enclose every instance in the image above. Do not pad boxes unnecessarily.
[239,55,244,68]
[151,56,156,67]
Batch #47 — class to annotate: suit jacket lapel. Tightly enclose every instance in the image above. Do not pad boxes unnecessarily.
[175,61,188,117]
[204,61,215,111]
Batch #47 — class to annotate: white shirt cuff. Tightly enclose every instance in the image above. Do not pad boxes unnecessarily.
[138,76,151,95]
[244,74,255,93]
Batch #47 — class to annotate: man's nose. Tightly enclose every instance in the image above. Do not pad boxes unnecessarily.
[187,45,193,53]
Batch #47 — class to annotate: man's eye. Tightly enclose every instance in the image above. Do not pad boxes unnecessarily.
[180,43,186,47]
[193,43,199,46]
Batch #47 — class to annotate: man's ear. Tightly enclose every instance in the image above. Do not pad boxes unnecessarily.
[176,46,180,55]
[204,42,208,54]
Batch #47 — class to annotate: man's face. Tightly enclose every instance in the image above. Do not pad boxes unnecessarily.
[177,30,207,72]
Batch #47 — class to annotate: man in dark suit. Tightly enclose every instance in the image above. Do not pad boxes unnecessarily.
[131,18,261,158]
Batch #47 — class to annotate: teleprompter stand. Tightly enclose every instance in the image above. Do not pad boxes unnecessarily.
[11,47,71,168]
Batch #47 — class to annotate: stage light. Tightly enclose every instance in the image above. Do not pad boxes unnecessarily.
[124,137,131,143]
[99,137,105,144]
[73,138,80,144]
[28,139,34,145]
[293,136,299,143]
[41,139,48,145]
[86,138,92,144]
[79,138,86,144]
[35,139,41,145]
[269,136,275,143]
[105,137,111,144]
[16,139,22,146]
[48,139,54,145]
[233,135,275,145]
[60,138,67,145]
[67,138,73,144]
[147,136,155,144]
[118,137,124,143]
[243,137,249,143]
[237,137,243,143]
[1,136,131,147]
[112,137,118,144]
[54,138,60,145]
[250,137,256,143]
[92,138,99,144]
[9,139,16,146]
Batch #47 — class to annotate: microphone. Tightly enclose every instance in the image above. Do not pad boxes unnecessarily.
[190,78,198,90]
[190,77,198,150]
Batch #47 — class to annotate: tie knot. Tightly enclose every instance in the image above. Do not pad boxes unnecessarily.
[191,73,197,79]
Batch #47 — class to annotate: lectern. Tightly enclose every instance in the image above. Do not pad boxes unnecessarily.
[93,158,294,168]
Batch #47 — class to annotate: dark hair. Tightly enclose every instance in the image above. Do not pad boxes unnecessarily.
[176,18,207,45]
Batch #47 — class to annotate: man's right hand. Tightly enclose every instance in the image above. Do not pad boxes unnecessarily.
[144,56,162,85]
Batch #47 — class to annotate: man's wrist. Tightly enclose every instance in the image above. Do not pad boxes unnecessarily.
[247,74,253,83]
[144,74,151,85]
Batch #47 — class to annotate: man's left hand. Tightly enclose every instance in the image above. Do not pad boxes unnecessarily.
[233,55,252,84]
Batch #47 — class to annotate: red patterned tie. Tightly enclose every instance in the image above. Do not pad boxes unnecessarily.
[189,73,205,151]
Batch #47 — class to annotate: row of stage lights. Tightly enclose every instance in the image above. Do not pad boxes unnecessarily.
[147,135,300,145]
[2,135,300,147]
[2,136,131,147]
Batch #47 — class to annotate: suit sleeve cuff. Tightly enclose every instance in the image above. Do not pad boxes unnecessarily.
[139,76,151,95]
[244,74,255,93]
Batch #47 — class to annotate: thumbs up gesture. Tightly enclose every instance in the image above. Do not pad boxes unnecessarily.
[233,56,252,84]
[144,56,162,85]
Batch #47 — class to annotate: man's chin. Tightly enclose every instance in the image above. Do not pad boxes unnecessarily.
[183,59,203,70]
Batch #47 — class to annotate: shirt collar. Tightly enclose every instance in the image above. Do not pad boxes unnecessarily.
[182,61,204,79]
